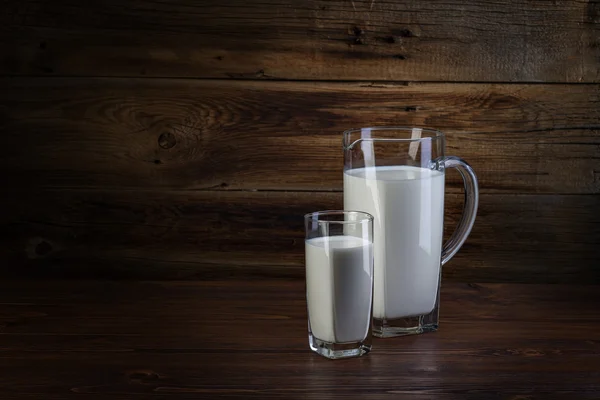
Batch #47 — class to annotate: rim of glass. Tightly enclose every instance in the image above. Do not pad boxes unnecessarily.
[304,210,374,224]
[343,126,444,148]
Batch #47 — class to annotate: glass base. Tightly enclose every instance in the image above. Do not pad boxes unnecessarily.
[373,316,438,338]
[309,334,371,359]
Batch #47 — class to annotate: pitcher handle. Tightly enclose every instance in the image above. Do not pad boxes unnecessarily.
[441,156,479,266]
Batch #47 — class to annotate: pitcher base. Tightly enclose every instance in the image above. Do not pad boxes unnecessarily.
[373,316,438,338]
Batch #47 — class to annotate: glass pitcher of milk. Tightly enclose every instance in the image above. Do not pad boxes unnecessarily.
[343,127,479,337]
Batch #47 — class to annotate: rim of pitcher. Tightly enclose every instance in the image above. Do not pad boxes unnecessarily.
[343,126,444,149]
[304,210,374,224]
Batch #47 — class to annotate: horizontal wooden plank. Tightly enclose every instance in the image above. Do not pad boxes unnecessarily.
[1,78,599,193]
[1,0,599,82]
[1,190,598,283]
[0,281,599,399]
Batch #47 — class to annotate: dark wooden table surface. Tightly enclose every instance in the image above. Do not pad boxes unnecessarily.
[1,280,599,399]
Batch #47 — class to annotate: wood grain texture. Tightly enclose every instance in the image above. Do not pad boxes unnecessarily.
[2,78,599,194]
[1,0,599,82]
[0,280,599,399]
[1,190,599,283]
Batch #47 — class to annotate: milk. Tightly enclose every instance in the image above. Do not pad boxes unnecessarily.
[344,166,444,319]
[305,236,373,343]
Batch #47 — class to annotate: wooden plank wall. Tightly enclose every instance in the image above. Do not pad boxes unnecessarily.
[1,0,599,282]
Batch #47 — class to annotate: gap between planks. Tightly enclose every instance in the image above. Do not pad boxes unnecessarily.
[1,75,600,85]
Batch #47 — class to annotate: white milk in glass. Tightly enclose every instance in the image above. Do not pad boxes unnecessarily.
[305,236,373,343]
[344,166,444,319]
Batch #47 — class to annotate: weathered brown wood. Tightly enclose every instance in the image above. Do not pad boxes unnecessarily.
[1,78,599,193]
[1,190,598,283]
[1,0,599,82]
[0,281,599,399]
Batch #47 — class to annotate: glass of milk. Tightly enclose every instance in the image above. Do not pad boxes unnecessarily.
[304,210,374,359]
[343,127,479,338]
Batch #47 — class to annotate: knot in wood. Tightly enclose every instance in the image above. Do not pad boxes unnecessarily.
[158,132,176,149]
[35,241,53,256]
